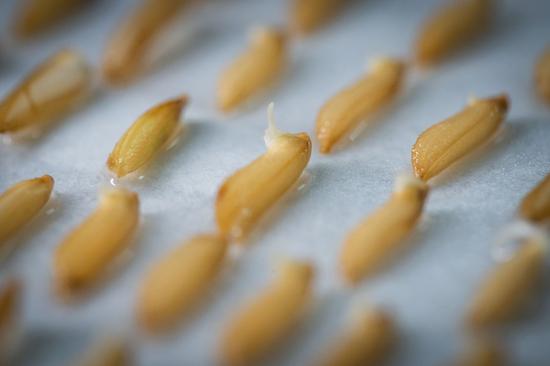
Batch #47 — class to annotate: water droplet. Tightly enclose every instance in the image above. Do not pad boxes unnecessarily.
[110,177,118,187]
[138,175,145,180]
[45,208,56,215]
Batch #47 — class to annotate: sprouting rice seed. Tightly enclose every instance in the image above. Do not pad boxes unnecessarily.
[137,234,227,333]
[102,0,192,85]
[54,188,139,298]
[453,338,506,366]
[78,336,131,366]
[316,57,405,154]
[289,0,347,35]
[466,239,545,328]
[217,27,287,112]
[0,49,93,134]
[317,306,395,366]
[0,175,54,246]
[340,175,429,284]
[415,0,493,66]
[220,259,314,366]
[216,103,311,242]
[535,47,550,104]
[411,94,509,181]
[519,172,550,223]
[0,279,21,357]
[107,96,188,178]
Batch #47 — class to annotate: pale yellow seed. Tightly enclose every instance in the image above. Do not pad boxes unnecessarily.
[535,47,550,104]
[466,240,545,328]
[0,49,93,134]
[77,337,131,366]
[102,0,192,85]
[137,234,227,333]
[220,260,314,366]
[415,0,493,66]
[54,188,140,298]
[107,96,188,178]
[217,27,287,112]
[289,0,347,35]
[316,57,405,154]
[216,104,311,242]
[340,175,429,284]
[519,172,550,223]
[0,175,54,246]
[452,339,506,366]
[316,306,395,366]
[0,279,21,358]
[411,95,509,181]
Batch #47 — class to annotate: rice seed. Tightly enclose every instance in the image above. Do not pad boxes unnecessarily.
[411,95,508,181]
[535,47,550,104]
[0,279,21,357]
[78,337,131,366]
[289,0,347,35]
[54,188,139,298]
[220,259,314,366]
[466,239,545,328]
[519,172,550,223]
[317,306,395,366]
[0,175,54,245]
[107,96,188,178]
[102,0,192,85]
[453,339,506,366]
[0,49,93,134]
[217,27,287,112]
[137,234,227,333]
[415,0,493,66]
[216,103,311,242]
[316,57,405,153]
[340,175,429,284]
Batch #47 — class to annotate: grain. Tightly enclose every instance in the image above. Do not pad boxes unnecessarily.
[78,337,131,366]
[453,339,506,366]
[316,57,405,153]
[216,103,311,242]
[535,47,550,104]
[0,279,21,358]
[340,175,429,284]
[412,95,508,181]
[0,49,92,134]
[217,28,287,112]
[54,188,139,298]
[220,259,314,366]
[107,96,188,178]
[519,172,550,223]
[289,0,347,35]
[137,234,227,333]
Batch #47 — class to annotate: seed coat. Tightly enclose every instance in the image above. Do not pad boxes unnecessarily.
[289,0,347,35]
[0,279,21,357]
[535,47,550,104]
[519,172,550,223]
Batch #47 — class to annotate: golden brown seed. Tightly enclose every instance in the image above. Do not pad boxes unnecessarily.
[466,240,545,328]
[54,188,139,298]
[14,0,90,38]
[77,337,131,366]
[535,47,550,104]
[0,175,54,246]
[519,172,550,223]
[412,95,508,181]
[0,49,92,134]
[217,28,287,112]
[137,234,227,333]
[220,260,314,366]
[316,57,405,154]
[415,0,493,66]
[453,339,506,366]
[107,96,188,178]
[340,175,429,284]
[317,306,395,366]
[102,0,192,85]
[0,279,21,357]
[289,0,347,35]
[216,104,311,242]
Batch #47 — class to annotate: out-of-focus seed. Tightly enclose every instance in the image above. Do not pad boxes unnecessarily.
[107,96,188,178]
[54,188,139,298]
[77,337,131,366]
[0,279,21,358]
[137,234,227,333]
[217,28,287,112]
[535,47,550,104]
[0,49,93,134]
[340,175,429,284]
[289,0,347,35]
[412,95,508,181]
[452,338,506,366]
[519,172,550,223]
[316,57,405,153]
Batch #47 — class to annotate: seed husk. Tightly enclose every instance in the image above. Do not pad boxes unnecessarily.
[519,172,550,223]
[217,27,287,112]
[220,259,314,366]
[466,239,545,328]
[412,95,509,181]
[216,103,311,242]
[316,57,405,154]
[54,188,139,298]
[535,47,550,104]
[0,279,21,358]
[137,234,227,333]
[289,0,347,35]
[0,175,54,246]
[107,96,188,178]
[415,0,493,66]
[453,338,506,366]
[0,49,93,134]
[77,337,131,366]
[340,175,429,284]
[317,306,395,366]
